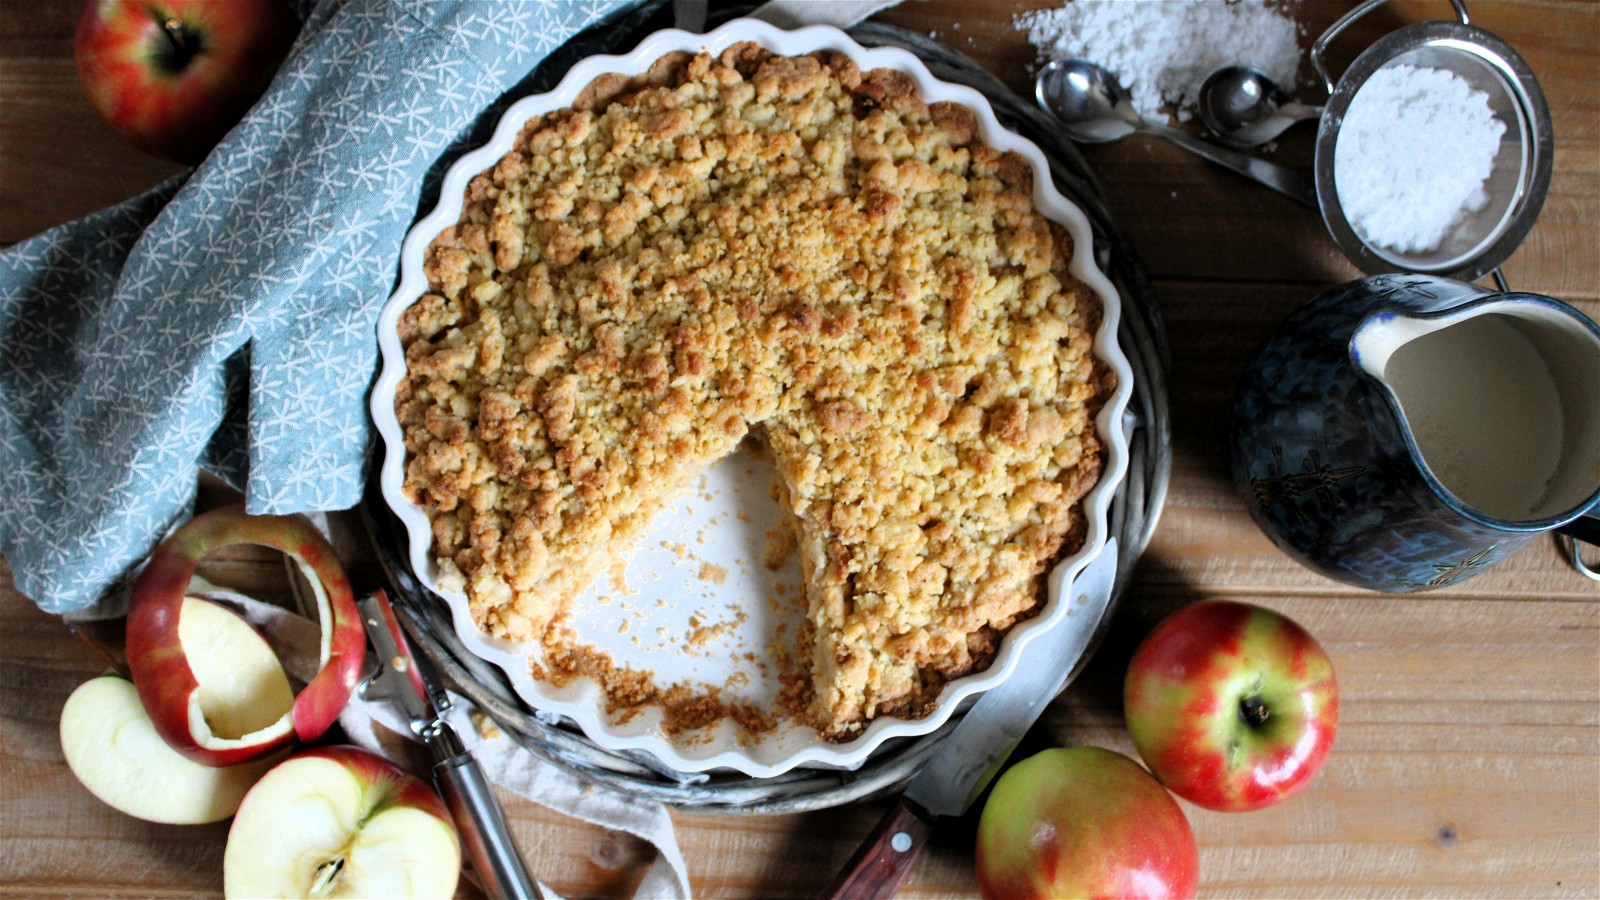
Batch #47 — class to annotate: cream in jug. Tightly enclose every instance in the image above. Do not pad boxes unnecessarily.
[1364,312,1573,521]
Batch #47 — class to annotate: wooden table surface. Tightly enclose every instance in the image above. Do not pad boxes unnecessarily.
[3,1,1596,896]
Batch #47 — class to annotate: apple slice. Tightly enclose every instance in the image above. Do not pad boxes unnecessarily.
[181,595,296,740]
[224,746,461,900]
[59,675,283,825]
[127,505,366,766]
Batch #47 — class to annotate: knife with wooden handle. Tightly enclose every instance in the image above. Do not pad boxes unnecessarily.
[820,538,1120,900]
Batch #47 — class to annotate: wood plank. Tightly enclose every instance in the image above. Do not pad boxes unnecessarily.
[0,58,186,244]
[5,493,1596,898]
[2,1,1597,897]
[0,4,186,239]
[1035,590,1600,898]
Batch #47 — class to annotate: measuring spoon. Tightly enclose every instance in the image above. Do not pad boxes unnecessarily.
[1198,66,1323,148]
[1034,58,1317,208]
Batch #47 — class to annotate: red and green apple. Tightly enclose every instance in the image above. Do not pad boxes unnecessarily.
[1124,599,1339,812]
[74,0,298,164]
[976,746,1200,900]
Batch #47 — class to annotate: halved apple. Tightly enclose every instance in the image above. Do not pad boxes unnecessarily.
[62,597,293,822]
[224,746,461,899]
[127,506,365,766]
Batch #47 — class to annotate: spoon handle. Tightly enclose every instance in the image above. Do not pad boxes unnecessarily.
[1283,101,1325,121]
[1145,122,1319,208]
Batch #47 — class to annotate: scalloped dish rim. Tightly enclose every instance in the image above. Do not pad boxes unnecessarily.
[369,19,1134,778]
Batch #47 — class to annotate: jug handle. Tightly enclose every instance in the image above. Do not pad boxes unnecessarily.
[1556,514,1600,582]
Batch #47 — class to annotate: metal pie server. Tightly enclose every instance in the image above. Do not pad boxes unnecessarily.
[358,590,541,900]
[821,538,1121,900]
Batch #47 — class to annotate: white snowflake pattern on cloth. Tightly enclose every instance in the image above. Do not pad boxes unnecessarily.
[0,0,638,614]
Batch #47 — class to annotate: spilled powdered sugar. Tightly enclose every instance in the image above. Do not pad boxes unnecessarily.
[1017,0,1303,122]
[1333,64,1506,253]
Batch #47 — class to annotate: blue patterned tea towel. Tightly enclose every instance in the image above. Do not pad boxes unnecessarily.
[0,0,642,614]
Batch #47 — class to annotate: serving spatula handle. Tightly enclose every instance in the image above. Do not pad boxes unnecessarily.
[819,797,937,900]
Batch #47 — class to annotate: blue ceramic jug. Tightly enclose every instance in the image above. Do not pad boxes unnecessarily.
[1230,274,1600,591]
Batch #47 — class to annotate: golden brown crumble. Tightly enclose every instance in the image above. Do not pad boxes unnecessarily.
[696,560,729,585]
[546,643,775,743]
[396,44,1110,739]
[685,607,747,650]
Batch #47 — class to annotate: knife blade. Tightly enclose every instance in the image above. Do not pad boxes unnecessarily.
[820,538,1120,900]
[358,590,542,900]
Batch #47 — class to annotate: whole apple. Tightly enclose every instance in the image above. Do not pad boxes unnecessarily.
[976,746,1199,900]
[1124,600,1338,812]
[225,745,461,899]
[74,0,299,164]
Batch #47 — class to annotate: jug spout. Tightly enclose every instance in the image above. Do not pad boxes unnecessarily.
[1350,296,1600,526]
[1351,309,1451,382]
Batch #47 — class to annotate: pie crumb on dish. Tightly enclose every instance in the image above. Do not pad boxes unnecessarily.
[395,43,1112,740]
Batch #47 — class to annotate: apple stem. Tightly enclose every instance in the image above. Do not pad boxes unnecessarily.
[1240,696,1271,728]
[156,17,201,74]
[309,856,344,898]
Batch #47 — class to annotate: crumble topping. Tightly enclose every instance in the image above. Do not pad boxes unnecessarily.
[396,43,1110,739]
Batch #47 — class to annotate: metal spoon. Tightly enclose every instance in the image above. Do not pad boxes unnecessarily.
[1198,66,1323,148]
[1034,58,1317,208]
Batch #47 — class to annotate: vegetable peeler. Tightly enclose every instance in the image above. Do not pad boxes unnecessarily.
[358,589,541,900]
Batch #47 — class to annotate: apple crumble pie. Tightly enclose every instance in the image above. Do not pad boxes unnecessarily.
[394,43,1111,738]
